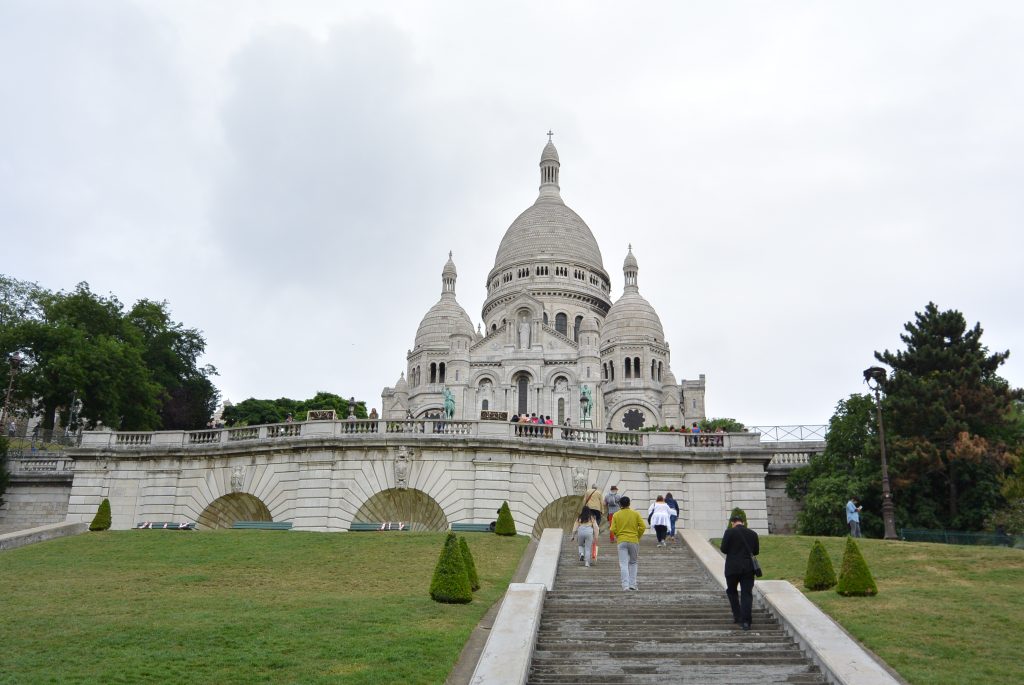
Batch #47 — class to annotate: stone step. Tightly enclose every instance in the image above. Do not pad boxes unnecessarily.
[526,535,824,685]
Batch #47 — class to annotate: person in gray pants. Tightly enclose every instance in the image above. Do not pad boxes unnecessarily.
[571,510,598,567]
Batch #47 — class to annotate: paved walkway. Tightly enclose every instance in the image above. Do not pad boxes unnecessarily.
[527,532,826,684]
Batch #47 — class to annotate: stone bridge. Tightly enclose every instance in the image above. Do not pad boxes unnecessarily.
[3,421,824,537]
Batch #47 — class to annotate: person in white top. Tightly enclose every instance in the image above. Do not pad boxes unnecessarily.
[647,495,673,547]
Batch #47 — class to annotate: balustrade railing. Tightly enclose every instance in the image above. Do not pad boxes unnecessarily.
[77,420,780,453]
[9,456,75,476]
[768,452,814,466]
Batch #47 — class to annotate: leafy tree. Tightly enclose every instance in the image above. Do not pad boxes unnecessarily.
[1,279,221,431]
[222,392,366,426]
[127,300,219,431]
[701,417,747,432]
[875,303,1022,530]
[787,394,883,537]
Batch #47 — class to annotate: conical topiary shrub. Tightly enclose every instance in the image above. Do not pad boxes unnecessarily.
[804,540,838,591]
[430,532,472,604]
[495,501,517,536]
[729,507,747,526]
[458,536,480,591]
[90,498,112,531]
[836,536,878,596]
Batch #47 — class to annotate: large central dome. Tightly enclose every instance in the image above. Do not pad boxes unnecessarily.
[489,139,605,276]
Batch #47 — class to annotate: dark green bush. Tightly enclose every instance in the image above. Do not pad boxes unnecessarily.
[90,498,112,532]
[729,507,747,526]
[458,536,480,591]
[429,533,472,604]
[804,540,838,591]
[836,536,878,596]
[495,501,517,536]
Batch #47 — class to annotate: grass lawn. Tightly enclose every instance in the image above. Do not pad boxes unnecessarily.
[756,535,1024,685]
[0,530,527,685]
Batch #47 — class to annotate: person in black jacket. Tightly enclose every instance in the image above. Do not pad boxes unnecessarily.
[720,514,759,630]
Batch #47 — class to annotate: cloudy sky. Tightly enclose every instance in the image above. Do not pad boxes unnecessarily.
[2,2,1022,427]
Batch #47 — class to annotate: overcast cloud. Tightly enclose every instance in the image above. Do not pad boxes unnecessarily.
[2,1,1022,426]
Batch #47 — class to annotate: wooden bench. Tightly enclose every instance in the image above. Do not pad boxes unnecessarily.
[349,522,410,531]
[451,522,494,533]
[136,522,196,530]
[231,521,293,530]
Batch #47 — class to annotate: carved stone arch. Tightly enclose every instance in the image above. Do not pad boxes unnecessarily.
[606,398,662,430]
[197,493,272,530]
[471,370,501,387]
[415,405,443,418]
[542,366,579,386]
[504,292,544,319]
[350,488,448,531]
[532,495,588,539]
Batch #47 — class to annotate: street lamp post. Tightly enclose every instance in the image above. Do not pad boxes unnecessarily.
[2,353,23,434]
[863,366,899,540]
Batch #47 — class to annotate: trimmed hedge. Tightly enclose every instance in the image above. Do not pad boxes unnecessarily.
[89,498,112,531]
[429,533,472,604]
[836,536,878,596]
[458,536,480,591]
[804,540,838,591]
[495,501,517,536]
[729,507,747,526]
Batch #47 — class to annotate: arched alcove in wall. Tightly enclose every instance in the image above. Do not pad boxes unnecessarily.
[197,493,272,530]
[531,495,597,539]
[351,488,448,531]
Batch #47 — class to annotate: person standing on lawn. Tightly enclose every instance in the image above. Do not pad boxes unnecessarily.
[846,497,863,538]
[610,496,646,591]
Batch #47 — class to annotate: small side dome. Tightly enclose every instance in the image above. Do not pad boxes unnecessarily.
[541,140,559,163]
[580,315,600,333]
[662,369,677,386]
[601,246,666,344]
[394,372,409,392]
[413,255,476,349]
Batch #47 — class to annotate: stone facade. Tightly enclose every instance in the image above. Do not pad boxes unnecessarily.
[382,138,706,431]
[65,421,777,538]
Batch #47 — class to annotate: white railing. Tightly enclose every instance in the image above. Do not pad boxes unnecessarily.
[9,457,75,476]
[77,420,774,453]
[769,452,814,466]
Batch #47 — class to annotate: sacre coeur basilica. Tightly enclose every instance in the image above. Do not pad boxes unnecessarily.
[381,137,707,431]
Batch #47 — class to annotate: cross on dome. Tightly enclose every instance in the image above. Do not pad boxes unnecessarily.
[547,129,554,141]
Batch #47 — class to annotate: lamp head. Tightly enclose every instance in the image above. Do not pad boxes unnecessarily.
[863,366,887,387]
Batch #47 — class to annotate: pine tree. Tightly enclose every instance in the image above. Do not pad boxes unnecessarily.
[90,498,112,531]
[804,540,838,591]
[429,533,472,604]
[495,501,517,536]
[458,536,480,591]
[875,303,1021,530]
[835,537,878,596]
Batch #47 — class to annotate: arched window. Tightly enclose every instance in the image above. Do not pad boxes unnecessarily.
[543,312,548,326]
[482,399,489,411]
[651,360,656,380]
[658,362,662,381]
[633,357,641,377]
[555,313,567,336]
[491,323,497,332]
[517,374,530,415]
[557,398,565,424]
[602,363,608,380]
[430,363,437,384]
[573,315,583,342]
[610,361,615,380]
[625,358,631,379]
[439,362,446,384]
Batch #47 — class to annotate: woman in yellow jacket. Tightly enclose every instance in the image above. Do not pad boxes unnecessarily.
[610,496,646,591]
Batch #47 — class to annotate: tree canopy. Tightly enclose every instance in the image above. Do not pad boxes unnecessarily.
[787,302,1023,534]
[0,277,219,431]
[221,392,366,426]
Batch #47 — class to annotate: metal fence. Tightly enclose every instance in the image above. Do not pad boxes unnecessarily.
[749,425,828,442]
[2,425,81,455]
[899,528,1023,548]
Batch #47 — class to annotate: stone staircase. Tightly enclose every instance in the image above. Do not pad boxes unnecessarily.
[527,533,826,684]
